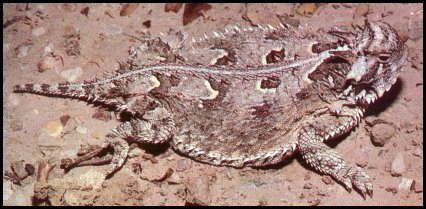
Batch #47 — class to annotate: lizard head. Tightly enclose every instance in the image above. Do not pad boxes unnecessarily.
[345,20,408,99]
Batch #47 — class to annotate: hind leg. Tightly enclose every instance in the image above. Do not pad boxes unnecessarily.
[61,107,175,177]
[61,122,133,177]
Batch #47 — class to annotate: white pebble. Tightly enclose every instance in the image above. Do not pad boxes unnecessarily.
[391,152,406,177]
[398,178,414,190]
[60,67,82,82]
[32,27,46,37]
[36,4,46,14]
[43,43,54,54]
[76,125,88,134]
[102,24,123,36]
[79,169,104,189]
[16,43,32,58]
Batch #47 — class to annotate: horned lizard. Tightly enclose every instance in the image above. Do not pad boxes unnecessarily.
[14,20,408,198]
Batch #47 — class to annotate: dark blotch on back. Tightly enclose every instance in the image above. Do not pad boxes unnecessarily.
[311,42,339,53]
[25,84,34,89]
[58,84,69,93]
[40,83,50,91]
[251,102,272,120]
[260,76,281,89]
[266,49,285,64]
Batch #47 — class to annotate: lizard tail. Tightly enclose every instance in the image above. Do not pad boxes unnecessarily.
[13,81,128,112]
[13,82,98,101]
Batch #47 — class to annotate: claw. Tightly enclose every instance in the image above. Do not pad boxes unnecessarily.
[361,185,374,199]
[351,167,374,199]
[358,186,369,200]
[342,178,353,193]
[368,189,373,198]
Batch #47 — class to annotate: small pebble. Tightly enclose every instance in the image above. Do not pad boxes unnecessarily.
[304,173,311,180]
[11,160,28,179]
[369,123,396,147]
[341,3,354,8]
[303,183,313,189]
[143,20,151,28]
[225,171,233,180]
[258,196,268,206]
[356,158,368,168]
[37,56,57,72]
[90,132,101,139]
[60,67,82,82]
[400,122,416,133]
[296,3,318,17]
[24,164,35,176]
[9,120,23,132]
[59,3,77,12]
[120,3,139,16]
[166,172,182,184]
[32,27,46,37]
[36,4,46,14]
[412,148,423,158]
[353,3,369,18]
[80,7,89,17]
[43,120,63,138]
[386,187,398,194]
[102,24,123,36]
[390,152,406,177]
[16,43,33,58]
[403,97,412,102]
[413,181,423,193]
[398,178,414,190]
[76,125,88,134]
[42,43,54,54]
[277,14,300,28]
[165,3,183,13]
[60,115,71,126]
[243,12,281,28]
[331,4,340,9]
[307,197,321,206]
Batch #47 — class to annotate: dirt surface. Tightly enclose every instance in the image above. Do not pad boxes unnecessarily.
[3,3,423,206]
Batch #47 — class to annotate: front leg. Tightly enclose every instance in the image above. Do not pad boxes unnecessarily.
[297,106,373,198]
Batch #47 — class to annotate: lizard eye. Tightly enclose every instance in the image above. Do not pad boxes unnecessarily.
[377,53,392,63]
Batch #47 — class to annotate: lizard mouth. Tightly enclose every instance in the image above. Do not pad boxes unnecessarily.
[354,77,398,105]
[342,74,398,106]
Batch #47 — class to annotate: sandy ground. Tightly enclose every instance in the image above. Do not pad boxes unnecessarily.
[3,3,423,206]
